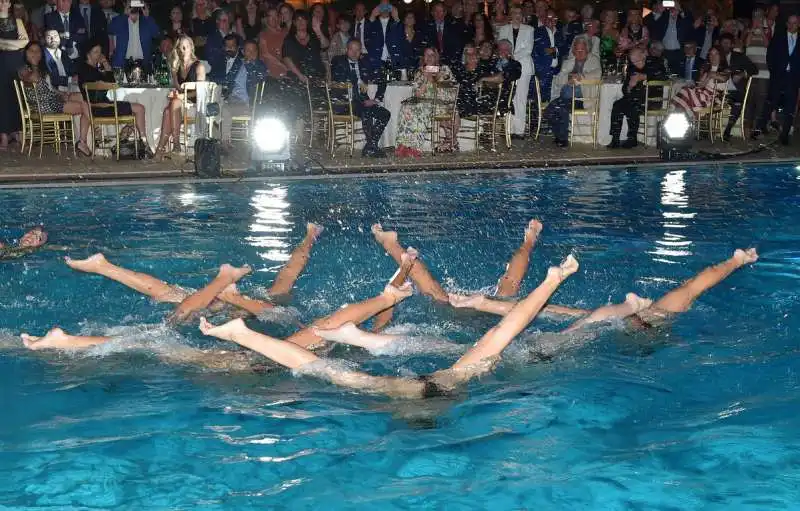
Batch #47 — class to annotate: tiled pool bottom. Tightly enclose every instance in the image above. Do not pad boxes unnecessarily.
[1,164,798,508]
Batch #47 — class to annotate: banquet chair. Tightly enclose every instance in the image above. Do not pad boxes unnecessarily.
[716,76,752,140]
[230,81,265,143]
[325,81,359,156]
[16,79,76,158]
[526,76,549,140]
[695,81,725,143]
[568,79,602,147]
[83,82,138,160]
[430,82,460,153]
[639,80,672,147]
[12,80,34,156]
[459,81,501,151]
[307,79,329,148]
[181,81,220,159]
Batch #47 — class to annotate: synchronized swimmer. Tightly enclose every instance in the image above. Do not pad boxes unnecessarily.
[18,220,758,400]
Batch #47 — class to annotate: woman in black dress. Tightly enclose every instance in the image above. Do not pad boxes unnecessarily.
[236,0,262,41]
[155,35,206,157]
[398,11,424,72]
[164,5,192,40]
[77,40,149,151]
[190,0,215,60]
[0,0,28,150]
[453,43,496,118]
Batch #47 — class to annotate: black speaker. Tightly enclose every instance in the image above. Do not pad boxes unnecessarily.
[194,138,221,177]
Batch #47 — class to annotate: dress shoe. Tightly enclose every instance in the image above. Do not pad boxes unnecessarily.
[606,139,620,149]
[554,138,568,148]
[621,139,638,149]
[750,129,762,140]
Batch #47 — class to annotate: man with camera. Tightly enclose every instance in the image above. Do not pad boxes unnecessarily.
[108,0,160,73]
[365,0,403,71]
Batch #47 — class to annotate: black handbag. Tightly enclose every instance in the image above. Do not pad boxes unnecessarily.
[111,139,147,160]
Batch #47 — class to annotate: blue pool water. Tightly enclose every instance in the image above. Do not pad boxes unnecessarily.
[1,164,799,509]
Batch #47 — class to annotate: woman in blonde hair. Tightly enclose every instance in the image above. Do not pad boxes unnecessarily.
[154,35,206,158]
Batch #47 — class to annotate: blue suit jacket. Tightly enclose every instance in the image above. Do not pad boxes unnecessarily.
[108,14,160,68]
[206,31,243,82]
[364,18,403,69]
[44,9,88,61]
[43,48,73,88]
[533,26,564,76]
[678,55,704,81]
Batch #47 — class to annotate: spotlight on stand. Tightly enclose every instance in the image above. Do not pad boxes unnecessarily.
[657,111,693,161]
[403,0,413,4]
[250,114,291,172]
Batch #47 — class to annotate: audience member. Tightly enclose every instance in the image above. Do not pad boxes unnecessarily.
[44,0,86,67]
[365,0,402,69]
[426,2,463,66]
[42,29,70,90]
[533,9,564,103]
[496,5,533,137]
[328,14,350,62]
[109,1,160,73]
[236,0,261,41]
[258,6,288,78]
[398,11,423,71]
[679,40,703,81]
[755,15,800,145]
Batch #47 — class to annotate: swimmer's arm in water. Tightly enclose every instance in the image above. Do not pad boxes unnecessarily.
[0,246,38,260]
[21,328,112,350]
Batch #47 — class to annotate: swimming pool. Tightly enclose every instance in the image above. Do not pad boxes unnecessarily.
[1,164,799,509]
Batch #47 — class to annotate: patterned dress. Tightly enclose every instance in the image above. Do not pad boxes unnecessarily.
[671,65,727,117]
[394,65,456,156]
[24,75,64,114]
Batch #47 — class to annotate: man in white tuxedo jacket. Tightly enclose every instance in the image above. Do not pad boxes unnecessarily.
[497,6,534,136]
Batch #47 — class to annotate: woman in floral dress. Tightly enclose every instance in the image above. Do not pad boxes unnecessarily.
[395,47,457,157]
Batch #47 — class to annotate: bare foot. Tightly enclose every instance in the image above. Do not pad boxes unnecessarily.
[733,248,758,266]
[524,219,543,244]
[624,292,653,313]
[64,253,107,272]
[306,222,324,240]
[383,281,413,304]
[218,283,241,302]
[312,322,361,343]
[547,254,579,281]
[198,317,248,341]
[22,328,72,350]
[371,223,398,246]
[401,247,418,263]
[448,293,486,309]
[219,264,252,281]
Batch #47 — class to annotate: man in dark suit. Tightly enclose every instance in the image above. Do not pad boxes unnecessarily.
[533,9,564,102]
[755,15,800,144]
[44,0,88,67]
[678,41,703,82]
[607,48,667,149]
[43,29,73,90]
[692,10,719,61]
[350,2,368,53]
[331,39,391,158]
[646,1,694,74]
[76,0,109,53]
[365,0,403,70]
[425,2,463,66]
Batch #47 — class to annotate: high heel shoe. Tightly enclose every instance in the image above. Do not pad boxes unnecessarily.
[153,144,170,161]
[75,142,92,157]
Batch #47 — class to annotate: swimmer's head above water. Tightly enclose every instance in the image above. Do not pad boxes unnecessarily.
[18,226,47,249]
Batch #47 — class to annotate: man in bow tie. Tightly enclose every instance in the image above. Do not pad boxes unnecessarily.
[331,39,390,158]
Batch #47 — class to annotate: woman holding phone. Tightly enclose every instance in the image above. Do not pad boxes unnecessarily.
[394,47,456,157]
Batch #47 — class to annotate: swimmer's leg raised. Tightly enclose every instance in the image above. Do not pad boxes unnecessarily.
[649,248,758,313]
[268,223,324,296]
[370,248,418,332]
[372,223,448,302]
[561,293,652,333]
[172,264,252,320]
[496,219,542,297]
[65,253,187,302]
[449,293,590,318]
[450,254,579,370]
[314,322,402,351]
[285,249,417,348]
[21,328,111,350]
[217,284,275,315]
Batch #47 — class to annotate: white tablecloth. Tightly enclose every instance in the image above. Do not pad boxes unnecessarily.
[111,87,170,147]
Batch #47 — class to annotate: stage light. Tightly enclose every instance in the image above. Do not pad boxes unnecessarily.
[253,118,290,153]
[403,0,413,4]
[657,111,693,161]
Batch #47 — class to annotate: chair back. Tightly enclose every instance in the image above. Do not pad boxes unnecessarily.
[250,80,266,117]
[644,80,672,115]
[432,81,459,121]
[18,78,45,116]
[82,81,124,125]
[533,76,544,108]
[478,81,503,117]
[181,81,219,113]
[325,81,354,120]
[571,79,602,114]
[12,79,30,121]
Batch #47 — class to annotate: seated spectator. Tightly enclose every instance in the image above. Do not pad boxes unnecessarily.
[330,39,390,157]
[236,0,261,41]
[242,39,267,99]
[154,35,206,158]
[282,10,325,84]
[153,35,174,72]
[607,47,666,149]
[108,1,160,73]
[77,38,148,152]
[671,47,728,116]
[42,29,72,91]
[258,6,288,78]
[395,47,455,156]
[545,36,601,147]
[575,19,600,59]
[452,43,493,119]
[18,41,91,156]
[207,9,238,82]
[328,14,351,62]
[398,11,424,71]
[618,9,649,54]
[647,40,669,74]
[191,0,216,59]
[164,5,191,40]
[218,34,250,143]
[470,13,494,47]
[679,40,703,81]
[693,9,718,61]
[44,0,86,68]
